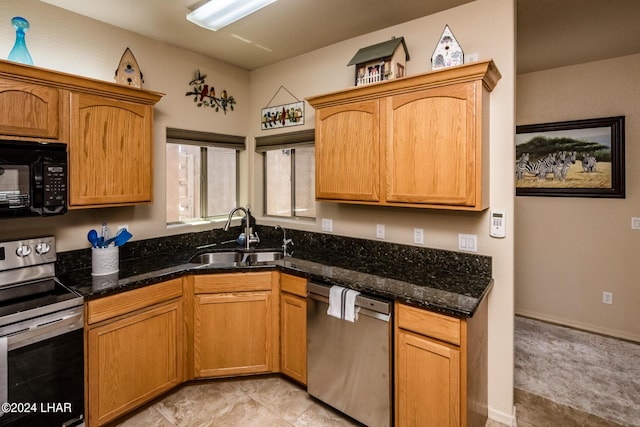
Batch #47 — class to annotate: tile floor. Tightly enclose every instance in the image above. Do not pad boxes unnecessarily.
[111,374,616,427]
[113,375,364,427]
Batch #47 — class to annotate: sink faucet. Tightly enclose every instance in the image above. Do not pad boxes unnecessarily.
[275,225,293,257]
[223,206,259,250]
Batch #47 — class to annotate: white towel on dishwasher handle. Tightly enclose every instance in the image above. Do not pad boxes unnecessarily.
[327,285,360,322]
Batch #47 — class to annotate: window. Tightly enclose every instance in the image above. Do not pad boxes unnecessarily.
[166,128,244,223]
[256,129,315,219]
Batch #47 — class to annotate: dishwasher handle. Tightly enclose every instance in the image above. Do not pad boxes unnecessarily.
[307,282,392,316]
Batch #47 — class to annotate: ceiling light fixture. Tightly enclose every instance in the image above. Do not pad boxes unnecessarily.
[187,0,278,31]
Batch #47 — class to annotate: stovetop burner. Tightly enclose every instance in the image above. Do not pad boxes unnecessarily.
[0,236,82,328]
[0,278,81,327]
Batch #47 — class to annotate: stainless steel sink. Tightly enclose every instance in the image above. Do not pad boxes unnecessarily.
[189,250,283,266]
[189,251,243,264]
[243,251,284,263]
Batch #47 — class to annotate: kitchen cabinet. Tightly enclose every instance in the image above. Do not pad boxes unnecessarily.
[192,272,279,378]
[85,278,184,427]
[0,59,162,209]
[69,92,154,207]
[0,76,63,139]
[395,297,488,427]
[314,99,380,201]
[307,60,500,211]
[279,273,307,384]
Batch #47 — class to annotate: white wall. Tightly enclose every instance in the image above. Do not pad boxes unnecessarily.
[0,0,251,250]
[249,0,516,422]
[0,0,517,422]
[516,54,640,342]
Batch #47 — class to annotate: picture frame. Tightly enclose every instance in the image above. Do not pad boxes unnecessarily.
[261,101,304,130]
[515,116,625,198]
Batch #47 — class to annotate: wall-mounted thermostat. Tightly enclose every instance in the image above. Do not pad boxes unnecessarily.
[490,209,506,238]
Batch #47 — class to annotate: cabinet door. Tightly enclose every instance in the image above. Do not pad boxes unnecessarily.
[194,291,274,377]
[280,292,307,384]
[396,330,461,427]
[69,92,153,207]
[315,100,380,201]
[386,82,478,207]
[86,299,183,426]
[0,77,60,139]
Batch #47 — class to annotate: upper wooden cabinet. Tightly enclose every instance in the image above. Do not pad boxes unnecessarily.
[0,77,61,139]
[0,59,163,208]
[307,60,500,211]
[69,92,154,206]
[315,100,380,201]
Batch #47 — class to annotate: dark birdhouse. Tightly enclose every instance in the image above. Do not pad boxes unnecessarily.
[347,36,410,86]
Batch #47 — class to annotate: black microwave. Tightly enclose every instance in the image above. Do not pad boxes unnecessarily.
[0,140,67,217]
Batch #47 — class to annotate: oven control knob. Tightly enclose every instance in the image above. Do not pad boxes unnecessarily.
[36,242,51,255]
[16,245,32,257]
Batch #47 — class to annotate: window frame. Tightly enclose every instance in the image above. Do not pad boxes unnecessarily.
[166,127,245,224]
[256,129,315,219]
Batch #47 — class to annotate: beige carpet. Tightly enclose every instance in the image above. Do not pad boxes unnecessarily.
[514,316,640,426]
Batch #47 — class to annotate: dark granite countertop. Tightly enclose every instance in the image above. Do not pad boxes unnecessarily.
[57,243,492,318]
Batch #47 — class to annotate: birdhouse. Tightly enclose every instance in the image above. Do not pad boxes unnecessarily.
[115,47,144,88]
[431,25,464,70]
[347,36,410,86]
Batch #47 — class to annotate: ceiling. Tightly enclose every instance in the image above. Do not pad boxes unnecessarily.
[40,0,640,73]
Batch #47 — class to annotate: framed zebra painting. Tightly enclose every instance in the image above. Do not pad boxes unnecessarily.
[515,116,625,198]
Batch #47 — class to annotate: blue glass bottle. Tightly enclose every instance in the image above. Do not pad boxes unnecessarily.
[8,17,33,65]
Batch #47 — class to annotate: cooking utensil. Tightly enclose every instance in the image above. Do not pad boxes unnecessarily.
[101,228,132,247]
[114,228,132,246]
[87,229,99,247]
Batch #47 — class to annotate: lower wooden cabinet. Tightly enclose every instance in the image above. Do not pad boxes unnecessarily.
[396,330,461,426]
[279,274,307,384]
[85,279,184,426]
[192,272,278,378]
[395,298,488,427]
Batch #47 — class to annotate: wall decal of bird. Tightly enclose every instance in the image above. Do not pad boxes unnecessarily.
[186,70,235,114]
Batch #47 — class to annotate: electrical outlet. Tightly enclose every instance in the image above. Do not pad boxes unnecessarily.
[458,234,478,252]
[414,228,424,245]
[632,217,640,230]
[602,291,613,304]
[376,224,385,239]
[321,218,333,232]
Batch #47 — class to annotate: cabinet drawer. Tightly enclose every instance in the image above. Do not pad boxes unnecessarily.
[397,303,461,346]
[87,278,183,324]
[194,272,274,294]
[280,273,307,297]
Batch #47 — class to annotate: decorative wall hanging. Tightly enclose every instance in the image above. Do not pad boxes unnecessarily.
[261,85,304,129]
[186,70,236,114]
[114,47,143,88]
[515,116,625,198]
[431,25,464,70]
[7,16,33,65]
[347,36,409,86]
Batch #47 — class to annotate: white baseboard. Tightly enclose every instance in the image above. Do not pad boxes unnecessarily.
[515,309,640,343]
[488,405,517,426]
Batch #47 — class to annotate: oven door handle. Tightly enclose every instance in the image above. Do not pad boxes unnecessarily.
[5,310,83,352]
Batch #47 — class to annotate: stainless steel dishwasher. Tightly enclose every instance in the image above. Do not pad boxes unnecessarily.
[307,282,392,427]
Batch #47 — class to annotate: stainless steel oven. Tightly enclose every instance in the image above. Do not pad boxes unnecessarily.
[0,237,84,426]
